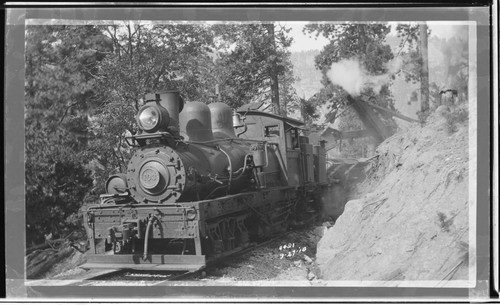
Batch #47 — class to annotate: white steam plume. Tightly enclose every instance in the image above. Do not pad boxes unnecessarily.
[327,58,401,96]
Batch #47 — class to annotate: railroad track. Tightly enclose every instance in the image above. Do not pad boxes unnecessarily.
[24,228,304,287]
[66,230,295,286]
[77,269,193,286]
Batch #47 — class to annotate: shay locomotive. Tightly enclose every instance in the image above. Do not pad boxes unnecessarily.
[82,90,339,271]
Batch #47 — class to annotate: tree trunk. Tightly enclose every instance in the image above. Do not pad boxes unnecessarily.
[265,24,281,115]
[26,246,75,279]
[419,23,430,115]
[300,98,310,136]
[282,79,288,116]
[26,239,65,255]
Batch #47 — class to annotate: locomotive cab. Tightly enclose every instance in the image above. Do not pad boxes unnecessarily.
[234,106,326,188]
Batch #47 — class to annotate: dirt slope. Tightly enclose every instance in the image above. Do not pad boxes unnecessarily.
[316,104,471,283]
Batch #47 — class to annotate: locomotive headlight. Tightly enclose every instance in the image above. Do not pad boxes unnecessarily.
[139,107,159,130]
[136,103,170,132]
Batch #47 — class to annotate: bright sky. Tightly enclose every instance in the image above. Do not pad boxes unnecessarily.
[282,22,330,52]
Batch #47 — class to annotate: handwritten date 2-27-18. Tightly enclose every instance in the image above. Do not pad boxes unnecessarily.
[278,243,307,259]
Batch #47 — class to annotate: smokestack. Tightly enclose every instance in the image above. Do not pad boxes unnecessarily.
[157,90,184,137]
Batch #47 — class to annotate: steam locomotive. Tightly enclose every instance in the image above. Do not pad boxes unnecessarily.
[82,90,340,271]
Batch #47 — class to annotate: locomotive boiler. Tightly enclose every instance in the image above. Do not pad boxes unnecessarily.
[83,90,334,271]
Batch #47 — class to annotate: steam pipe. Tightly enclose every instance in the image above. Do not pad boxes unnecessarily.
[236,123,248,137]
[182,137,268,145]
[269,143,288,182]
[143,216,156,260]
[203,154,251,200]
[233,153,252,180]
[204,185,227,200]
[218,146,233,192]
[263,143,269,168]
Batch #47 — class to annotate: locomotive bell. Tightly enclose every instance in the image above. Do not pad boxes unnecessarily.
[232,111,244,128]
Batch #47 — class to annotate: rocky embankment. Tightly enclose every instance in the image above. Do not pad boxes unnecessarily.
[316,103,472,283]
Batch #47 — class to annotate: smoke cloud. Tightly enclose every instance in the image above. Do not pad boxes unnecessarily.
[327,58,401,96]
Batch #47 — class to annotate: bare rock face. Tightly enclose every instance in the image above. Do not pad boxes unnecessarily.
[316,104,471,283]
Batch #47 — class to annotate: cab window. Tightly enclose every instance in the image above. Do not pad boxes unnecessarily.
[264,125,280,137]
[286,127,299,149]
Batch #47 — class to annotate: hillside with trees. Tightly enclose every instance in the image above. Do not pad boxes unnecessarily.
[24,21,474,283]
[290,49,323,99]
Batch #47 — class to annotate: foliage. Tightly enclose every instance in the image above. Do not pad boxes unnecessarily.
[25,25,110,245]
[278,52,299,116]
[25,128,93,245]
[302,98,321,121]
[443,107,469,134]
[394,24,422,84]
[209,23,295,112]
[396,23,433,122]
[305,23,393,77]
[307,84,349,125]
[95,23,214,103]
[285,97,320,128]
[25,25,112,119]
[394,24,433,83]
